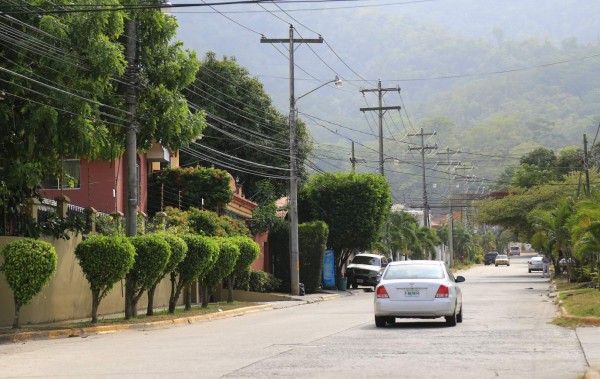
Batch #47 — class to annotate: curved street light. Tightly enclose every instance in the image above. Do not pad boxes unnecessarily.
[288,76,342,294]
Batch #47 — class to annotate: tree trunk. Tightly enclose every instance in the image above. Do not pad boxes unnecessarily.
[12,298,21,329]
[201,284,209,308]
[170,280,184,314]
[227,276,234,303]
[168,273,178,313]
[91,291,100,324]
[147,284,157,316]
[124,277,133,319]
[184,284,191,311]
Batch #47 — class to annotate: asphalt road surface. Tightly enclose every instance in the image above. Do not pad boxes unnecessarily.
[0,254,588,378]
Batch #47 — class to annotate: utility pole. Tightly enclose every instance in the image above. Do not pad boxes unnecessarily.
[349,141,366,171]
[408,128,436,227]
[437,148,460,266]
[261,26,323,296]
[125,18,138,237]
[584,134,591,196]
[360,81,400,176]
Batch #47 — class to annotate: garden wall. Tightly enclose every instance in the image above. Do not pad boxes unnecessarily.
[0,235,178,327]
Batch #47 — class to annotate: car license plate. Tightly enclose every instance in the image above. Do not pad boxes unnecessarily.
[356,279,363,283]
[405,290,420,297]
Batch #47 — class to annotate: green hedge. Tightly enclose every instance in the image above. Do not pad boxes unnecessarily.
[299,221,329,293]
[234,269,281,293]
[1,238,58,328]
[269,221,290,293]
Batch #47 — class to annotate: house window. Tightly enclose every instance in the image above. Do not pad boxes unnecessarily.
[41,159,81,189]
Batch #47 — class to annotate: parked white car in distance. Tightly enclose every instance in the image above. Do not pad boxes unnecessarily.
[528,256,544,273]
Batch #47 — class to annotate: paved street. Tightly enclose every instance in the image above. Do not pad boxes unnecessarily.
[0,255,590,378]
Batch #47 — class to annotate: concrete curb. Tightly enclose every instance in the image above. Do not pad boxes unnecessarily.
[0,304,272,345]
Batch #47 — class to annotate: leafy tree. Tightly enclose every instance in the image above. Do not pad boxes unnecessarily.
[227,236,261,302]
[146,233,187,316]
[0,3,204,213]
[0,239,58,328]
[520,147,557,170]
[170,234,219,313]
[247,180,280,235]
[299,172,391,277]
[125,234,171,318]
[74,236,135,323]
[200,237,239,308]
[181,52,312,198]
[510,163,559,188]
[412,226,442,260]
[148,166,232,214]
[556,146,584,176]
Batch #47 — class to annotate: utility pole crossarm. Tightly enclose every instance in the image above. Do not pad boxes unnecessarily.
[359,80,401,175]
[261,37,324,44]
[359,106,401,112]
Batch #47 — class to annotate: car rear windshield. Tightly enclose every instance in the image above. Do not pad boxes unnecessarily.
[383,264,445,280]
[351,256,380,266]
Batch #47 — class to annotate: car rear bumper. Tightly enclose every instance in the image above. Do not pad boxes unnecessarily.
[374,298,456,318]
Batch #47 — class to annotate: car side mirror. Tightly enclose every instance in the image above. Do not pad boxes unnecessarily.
[455,276,465,283]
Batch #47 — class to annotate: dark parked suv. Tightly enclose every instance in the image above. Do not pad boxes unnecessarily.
[345,253,389,289]
[484,251,499,265]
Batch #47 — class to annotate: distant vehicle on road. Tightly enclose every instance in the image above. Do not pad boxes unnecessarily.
[495,254,510,266]
[528,256,543,273]
[374,260,465,327]
[484,251,498,265]
[345,253,388,289]
[508,245,521,256]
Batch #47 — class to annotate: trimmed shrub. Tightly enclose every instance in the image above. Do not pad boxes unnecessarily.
[1,239,58,328]
[200,237,239,307]
[233,267,251,291]
[299,221,329,293]
[170,234,219,312]
[75,236,135,323]
[226,236,261,302]
[147,233,188,316]
[126,234,171,318]
[248,270,282,293]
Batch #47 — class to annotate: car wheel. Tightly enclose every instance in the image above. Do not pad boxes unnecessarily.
[387,317,395,325]
[457,306,463,323]
[528,269,531,273]
[508,264,510,266]
[375,316,387,327]
[495,264,498,267]
[445,309,457,327]
[351,283,358,289]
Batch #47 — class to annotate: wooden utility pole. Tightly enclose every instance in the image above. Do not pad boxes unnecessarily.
[437,148,461,266]
[408,128,436,227]
[360,81,400,175]
[584,134,591,196]
[261,26,323,296]
[349,141,366,171]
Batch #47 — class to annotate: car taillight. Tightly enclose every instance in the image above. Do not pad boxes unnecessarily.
[376,285,389,299]
[435,285,449,298]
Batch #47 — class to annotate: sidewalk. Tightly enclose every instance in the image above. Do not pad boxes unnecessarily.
[0,289,355,345]
[553,287,600,379]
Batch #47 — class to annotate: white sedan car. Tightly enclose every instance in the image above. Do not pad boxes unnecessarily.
[528,256,544,273]
[374,260,465,327]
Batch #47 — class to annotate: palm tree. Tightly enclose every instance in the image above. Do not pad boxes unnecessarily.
[528,197,575,279]
[411,226,441,260]
[569,191,600,286]
[381,211,419,261]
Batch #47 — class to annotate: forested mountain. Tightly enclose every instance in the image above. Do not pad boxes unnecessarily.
[173,0,600,206]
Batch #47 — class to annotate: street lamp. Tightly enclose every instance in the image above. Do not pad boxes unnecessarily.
[288,76,342,295]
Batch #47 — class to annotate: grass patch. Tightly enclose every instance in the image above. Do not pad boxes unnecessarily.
[0,301,257,336]
[559,289,600,318]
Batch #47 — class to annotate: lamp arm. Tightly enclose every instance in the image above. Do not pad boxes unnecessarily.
[296,79,335,101]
